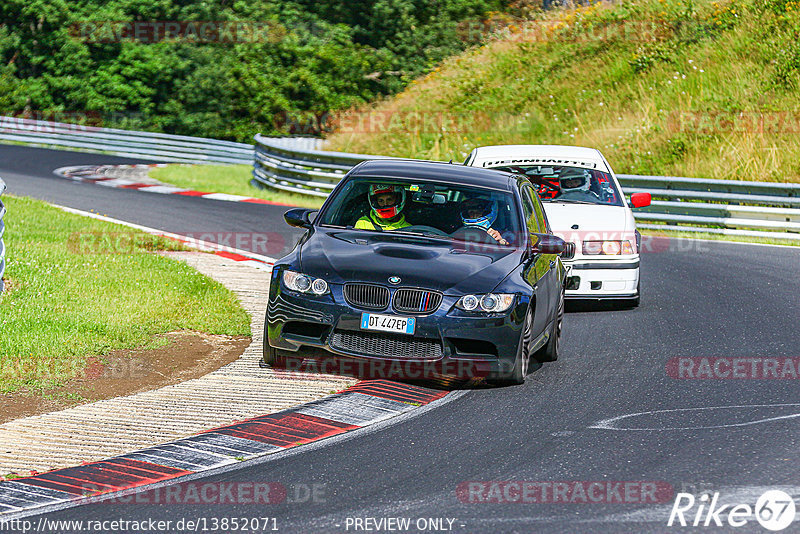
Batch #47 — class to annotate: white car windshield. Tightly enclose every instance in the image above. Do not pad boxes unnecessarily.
[489,165,624,207]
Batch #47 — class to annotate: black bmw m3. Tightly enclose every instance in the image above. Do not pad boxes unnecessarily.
[264,160,574,385]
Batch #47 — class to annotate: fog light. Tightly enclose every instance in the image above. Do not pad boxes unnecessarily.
[566,276,581,290]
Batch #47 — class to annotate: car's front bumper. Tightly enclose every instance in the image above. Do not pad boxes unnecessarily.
[563,257,640,299]
[267,282,526,381]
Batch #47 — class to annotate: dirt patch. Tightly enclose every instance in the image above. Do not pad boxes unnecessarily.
[0,277,21,296]
[0,331,250,424]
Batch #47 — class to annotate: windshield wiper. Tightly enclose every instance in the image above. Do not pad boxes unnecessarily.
[543,199,600,205]
[393,230,448,239]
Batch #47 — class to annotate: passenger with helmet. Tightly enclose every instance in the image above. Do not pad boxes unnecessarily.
[355,184,412,231]
[459,196,510,245]
[557,168,601,202]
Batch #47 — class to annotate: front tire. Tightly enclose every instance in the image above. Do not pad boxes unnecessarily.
[493,307,532,386]
[262,340,287,369]
[535,290,563,363]
[261,311,287,369]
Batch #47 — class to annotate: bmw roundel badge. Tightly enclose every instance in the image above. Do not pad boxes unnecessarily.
[388,276,401,285]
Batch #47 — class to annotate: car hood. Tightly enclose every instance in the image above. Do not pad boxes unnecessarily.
[299,229,522,294]
[542,202,632,242]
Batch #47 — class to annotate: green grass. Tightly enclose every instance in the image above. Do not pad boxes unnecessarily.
[149,164,325,209]
[326,0,800,183]
[0,195,251,394]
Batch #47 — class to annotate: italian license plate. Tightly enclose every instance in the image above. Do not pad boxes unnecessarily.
[360,313,416,335]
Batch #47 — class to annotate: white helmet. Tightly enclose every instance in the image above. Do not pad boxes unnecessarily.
[559,168,591,194]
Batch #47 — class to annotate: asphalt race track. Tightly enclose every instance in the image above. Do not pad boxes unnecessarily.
[3,145,800,533]
[0,145,303,259]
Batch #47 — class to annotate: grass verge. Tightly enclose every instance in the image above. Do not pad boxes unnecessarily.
[0,195,251,394]
[149,164,325,209]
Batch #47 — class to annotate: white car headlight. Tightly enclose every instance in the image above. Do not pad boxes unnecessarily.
[456,293,515,313]
[583,240,634,255]
[283,270,329,295]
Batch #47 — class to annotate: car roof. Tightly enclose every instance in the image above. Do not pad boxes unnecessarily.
[470,145,607,171]
[350,159,515,190]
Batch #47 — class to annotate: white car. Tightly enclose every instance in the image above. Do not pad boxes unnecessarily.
[465,145,650,306]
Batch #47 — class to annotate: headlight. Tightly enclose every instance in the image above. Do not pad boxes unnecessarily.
[283,270,329,295]
[456,293,515,313]
[311,278,328,295]
[583,240,634,255]
[460,294,480,311]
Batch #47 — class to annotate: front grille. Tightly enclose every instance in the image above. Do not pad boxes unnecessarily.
[330,330,443,360]
[393,288,442,314]
[344,284,390,310]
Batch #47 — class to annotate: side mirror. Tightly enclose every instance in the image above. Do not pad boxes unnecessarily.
[284,208,315,229]
[531,234,566,255]
[630,192,651,208]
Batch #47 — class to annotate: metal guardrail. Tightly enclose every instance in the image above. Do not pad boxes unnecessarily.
[0,177,6,294]
[616,174,800,240]
[0,116,253,164]
[253,135,800,241]
[252,134,393,197]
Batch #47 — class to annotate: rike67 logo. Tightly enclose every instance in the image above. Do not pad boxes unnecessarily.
[668,490,796,531]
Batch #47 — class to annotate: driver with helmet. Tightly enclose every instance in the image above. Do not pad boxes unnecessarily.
[355,184,412,231]
[459,197,510,245]
[557,168,600,201]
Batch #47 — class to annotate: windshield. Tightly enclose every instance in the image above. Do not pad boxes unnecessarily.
[318,177,522,246]
[488,165,623,206]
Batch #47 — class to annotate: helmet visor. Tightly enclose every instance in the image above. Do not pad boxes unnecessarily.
[559,171,588,191]
[369,185,405,219]
[460,198,492,221]
[370,190,401,209]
